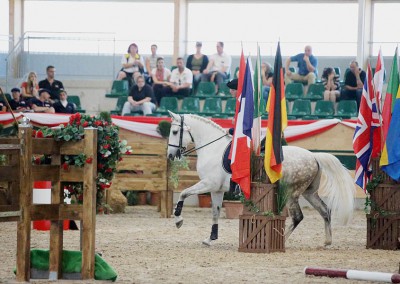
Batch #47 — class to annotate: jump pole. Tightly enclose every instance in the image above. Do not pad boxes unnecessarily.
[304,267,400,283]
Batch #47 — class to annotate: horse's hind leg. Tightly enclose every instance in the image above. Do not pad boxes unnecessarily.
[202,191,224,246]
[285,197,304,241]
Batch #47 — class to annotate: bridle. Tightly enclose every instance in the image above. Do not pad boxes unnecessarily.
[168,115,228,159]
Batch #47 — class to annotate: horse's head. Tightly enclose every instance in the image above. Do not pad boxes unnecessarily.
[167,111,194,160]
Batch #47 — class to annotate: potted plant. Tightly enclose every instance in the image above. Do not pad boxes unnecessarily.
[198,192,212,208]
[223,191,243,219]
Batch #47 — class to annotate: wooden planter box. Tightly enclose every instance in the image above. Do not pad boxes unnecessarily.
[367,214,400,250]
[239,215,286,253]
[242,183,277,215]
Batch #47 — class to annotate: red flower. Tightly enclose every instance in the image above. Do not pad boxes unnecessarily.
[86,157,93,164]
[98,163,104,170]
[99,183,106,189]
[105,168,113,173]
[125,150,132,155]
[105,136,110,140]
[103,144,110,149]
[32,130,37,137]
[34,157,41,165]
[94,121,102,126]
[75,120,81,126]
[36,130,44,138]
[83,121,89,127]
[118,157,123,162]
[62,162,69,171]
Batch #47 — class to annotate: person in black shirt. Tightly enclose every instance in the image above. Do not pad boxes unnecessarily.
[9,87,29,111]
[53,89,76,114]
[340,60,366,111]
[38,65,64,102]
[30,89,55,113]
[121,75,156,116]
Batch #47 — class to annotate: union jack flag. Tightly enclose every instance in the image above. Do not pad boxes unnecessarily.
[353,64,381,191]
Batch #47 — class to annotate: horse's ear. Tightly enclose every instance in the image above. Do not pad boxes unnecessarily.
[168,111,180,121]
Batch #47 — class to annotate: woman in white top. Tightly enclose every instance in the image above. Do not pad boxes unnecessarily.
[151,57,171,105]
[117,43,145,83]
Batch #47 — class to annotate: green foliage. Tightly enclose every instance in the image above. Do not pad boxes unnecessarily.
[223,191,241,201]
[277,180,290,216]
[157,120,171,138]
[125,191,138,206]
[168,157,189,189]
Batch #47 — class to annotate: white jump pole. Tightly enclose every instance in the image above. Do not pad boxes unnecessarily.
[304,267,400,283]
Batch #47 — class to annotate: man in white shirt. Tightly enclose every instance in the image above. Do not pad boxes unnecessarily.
[202,41,232,93]
[165,57,193,97]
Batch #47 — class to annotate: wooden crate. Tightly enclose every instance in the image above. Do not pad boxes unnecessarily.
[367,214,400,250]
[243,183,277,215]
[239,215,285,253]
[369,184,400,213]
[372,157,396,185]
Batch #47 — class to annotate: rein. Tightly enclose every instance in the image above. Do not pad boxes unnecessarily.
[168,115,228,157]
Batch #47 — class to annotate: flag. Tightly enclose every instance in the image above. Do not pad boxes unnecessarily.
[229,50,246,160]
[373,48,384,110]
[381,48,399,143]
[252,45,262,155]
[264,42,287,183]
[353,64,380,191]
[380,89,400,181]
[231,58,254,199]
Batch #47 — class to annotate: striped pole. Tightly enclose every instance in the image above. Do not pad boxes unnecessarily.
[304,267,400,283]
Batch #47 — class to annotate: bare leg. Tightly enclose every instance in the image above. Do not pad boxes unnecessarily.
[202,191,224,246]
[117,71,126,80]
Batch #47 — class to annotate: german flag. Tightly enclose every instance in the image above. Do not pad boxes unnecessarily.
[264,42,288,183]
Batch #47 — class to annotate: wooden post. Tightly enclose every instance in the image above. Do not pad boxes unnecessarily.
[81,128,97,279]
[16,125,32,281]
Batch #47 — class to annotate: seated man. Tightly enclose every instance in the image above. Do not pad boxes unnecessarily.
[284,45,317,93]
[340,60,366,111]
[201,41,232,93]
[9,87,29,111]
[53,89,76,114]
[29,89,55,113]
[165,57,193,97]
[121,75,156,116]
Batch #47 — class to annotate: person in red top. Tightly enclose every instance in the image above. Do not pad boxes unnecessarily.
[21,71,39,100]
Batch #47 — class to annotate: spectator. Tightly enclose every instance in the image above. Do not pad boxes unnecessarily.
[145,44,159,75]
[29,89,55,113]
[21,71,39,99]
[39,65,64,102]
[321,67,340,103]
[53,89,76,114]
[165,57,193,97]
[151,57,172,105]
[202,41,232,93]
[340,60,366,111]
[9,87,29,111]
[121,75,156,116]
[117,43,145,84]
[284,45,317,93]
[186,42,209,93]
[262,62,273,103]
[0,99,6,113]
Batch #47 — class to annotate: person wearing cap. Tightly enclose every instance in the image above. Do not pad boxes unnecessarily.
[9,88,29,111]
[117,43,145,84]
[53,89,76,114]
[39,65,64,102]
[29,89,55,113]
[186,42,209,93]
[202,41,232,93]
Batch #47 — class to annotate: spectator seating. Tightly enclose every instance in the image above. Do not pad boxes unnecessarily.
[105,80,129,98]
[303,100,334,120]
[110,96,128,115]
[303,83,325,101]
[335,100,358,119]
[334,67,341,78]
[202,97,222,115]
[67,95,86,113]
[178,97,200,114]
[154,97,179,116]
[217,83,231,96]
[285,83,304,101]
[290,99,311,118]
[196,82,216,97]
[224,98,236,116]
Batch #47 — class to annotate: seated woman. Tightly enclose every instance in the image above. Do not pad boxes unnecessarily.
[21,71,39,100]
[151,57,171,106]
[186,42,208,93]
[321,67,340,103]
[262,62,273,102]
[117,43,145,85]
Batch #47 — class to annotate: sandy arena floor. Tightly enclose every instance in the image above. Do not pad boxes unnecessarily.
[0,206,398,284]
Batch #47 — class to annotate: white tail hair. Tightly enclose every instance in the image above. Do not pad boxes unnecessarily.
[313,153,355,225]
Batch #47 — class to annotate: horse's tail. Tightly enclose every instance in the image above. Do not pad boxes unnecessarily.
[313,152,355,225]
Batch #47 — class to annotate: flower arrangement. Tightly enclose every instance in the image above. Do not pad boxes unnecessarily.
[33,112,131,211]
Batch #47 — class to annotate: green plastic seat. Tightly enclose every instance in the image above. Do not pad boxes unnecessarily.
[202,97,222,115]
[233,67,239,79]
[335,100,358,119]
[67,95,86,113]
[217,83,231,96]
[196,82,216,97]
[334,67,341,78]
[106,80,129,98]
[304,84,325,101]
[290,99,311,118]
[224,98,236,116]
[110,96,128,115]
[178,97,200,114]
[313,100,335,118]
[154,97,179,115]
[285,83,304,101]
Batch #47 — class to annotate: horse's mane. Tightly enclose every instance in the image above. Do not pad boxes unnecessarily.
[186,114,226,134]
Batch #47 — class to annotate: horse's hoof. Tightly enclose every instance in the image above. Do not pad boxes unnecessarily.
[202,237,211,246]
[175,216,183,228]
[324,240,332,246]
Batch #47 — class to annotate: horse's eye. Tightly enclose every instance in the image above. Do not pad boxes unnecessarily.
[172,131,178,135]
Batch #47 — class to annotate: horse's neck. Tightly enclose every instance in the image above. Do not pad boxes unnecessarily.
[186,116,227,148]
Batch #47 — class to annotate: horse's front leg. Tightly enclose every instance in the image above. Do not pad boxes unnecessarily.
[174,179,217,229]
[202,191,224,246]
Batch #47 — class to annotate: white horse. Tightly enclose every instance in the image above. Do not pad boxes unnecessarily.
[167,111,355,246]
